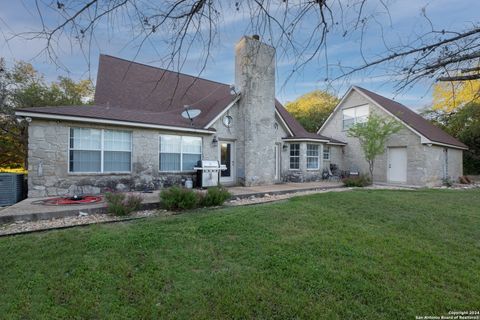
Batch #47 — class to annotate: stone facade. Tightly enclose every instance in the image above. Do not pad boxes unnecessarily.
[283,142,327,183]
[27,114,325,197]
[319,90,464,186]
[25,36,334,198]
[203,98,291,187]
[325,145,344,169]
[27,120,212,198]
[235,36,277,186]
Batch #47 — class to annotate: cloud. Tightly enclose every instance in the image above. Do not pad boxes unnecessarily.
[0,0,477,109]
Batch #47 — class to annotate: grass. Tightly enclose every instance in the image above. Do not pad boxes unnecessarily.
[0,189,479,319]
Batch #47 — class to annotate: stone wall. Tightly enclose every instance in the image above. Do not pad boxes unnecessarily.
[204,99,290,186]
[27,120,212,198]
[423,146,463,186]
[319,89,463,186]
[324,145,344,170]
[235,36,277,186]
[447,148,463,181]
[281,142,327,183]
[27,102,295,197]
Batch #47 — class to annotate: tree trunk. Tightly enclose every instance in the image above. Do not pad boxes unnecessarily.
[369,160,374,183]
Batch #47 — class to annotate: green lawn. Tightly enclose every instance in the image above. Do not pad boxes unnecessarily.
[1,189,479,319]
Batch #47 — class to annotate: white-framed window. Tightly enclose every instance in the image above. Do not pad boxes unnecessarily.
[159,135,202,172]
[69,128,132,173]
[323,146,330,160]
[104,130,132,172]
[306,144,320,170]
[289,144,300,170]
[343,105,369,130]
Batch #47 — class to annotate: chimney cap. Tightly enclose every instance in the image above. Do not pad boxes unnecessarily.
[252,34,260,40]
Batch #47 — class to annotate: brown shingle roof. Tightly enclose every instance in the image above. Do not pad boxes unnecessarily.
[19,55,235,130]
[354,86,467,149]
[275,100,341,142]
[18,54,340,142]
[95,55,235,129]
[15,104,216,131]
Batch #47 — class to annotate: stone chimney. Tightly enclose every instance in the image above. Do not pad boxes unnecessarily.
[235,35,276,186]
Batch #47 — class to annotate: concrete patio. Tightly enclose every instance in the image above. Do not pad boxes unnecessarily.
[0,181,343,224]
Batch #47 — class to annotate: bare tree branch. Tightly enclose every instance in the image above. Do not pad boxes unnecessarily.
[438,74,480,82]
[4,0,479,95]
[461,66,480,73]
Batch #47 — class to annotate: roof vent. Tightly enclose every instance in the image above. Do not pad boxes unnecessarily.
[252,34,260,40]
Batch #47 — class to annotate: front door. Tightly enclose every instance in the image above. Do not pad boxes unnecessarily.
[219,141,235,184]
[388,147,407,183]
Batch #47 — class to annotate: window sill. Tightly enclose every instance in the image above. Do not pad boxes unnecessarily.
[306,169,320,171]
[68,172,131,176]
[288,169,300,171]
[159,171,196,174]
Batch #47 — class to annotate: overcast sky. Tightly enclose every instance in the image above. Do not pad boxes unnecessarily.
[1,0,478,110]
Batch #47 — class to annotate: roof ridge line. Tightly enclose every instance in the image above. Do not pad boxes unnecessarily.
[355,86,418,113]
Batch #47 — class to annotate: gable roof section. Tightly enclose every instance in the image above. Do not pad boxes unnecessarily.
[18,55,236,131]
[17,54,341,143]
[319,86,467,150]
[275,101,339,143]
[95,55,236,129]
[354,87,467,149]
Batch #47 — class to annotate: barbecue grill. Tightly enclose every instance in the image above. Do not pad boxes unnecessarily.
[194,160,227,188]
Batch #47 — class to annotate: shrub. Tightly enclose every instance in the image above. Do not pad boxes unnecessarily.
[160,186,198,211]
[105,192,143,216]
[342,175,371,187]
[199,187,231,207]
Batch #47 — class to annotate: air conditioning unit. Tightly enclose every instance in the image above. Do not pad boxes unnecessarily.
[0,173,26,206]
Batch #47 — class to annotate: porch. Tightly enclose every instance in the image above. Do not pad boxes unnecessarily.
[0,181,343,224]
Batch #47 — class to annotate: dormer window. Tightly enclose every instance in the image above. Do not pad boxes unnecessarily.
[342,105,369,130]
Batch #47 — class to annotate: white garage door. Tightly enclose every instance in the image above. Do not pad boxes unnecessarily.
[388,147,407,183]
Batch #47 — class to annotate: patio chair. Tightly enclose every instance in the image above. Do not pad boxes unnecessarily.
[321,168,330,180]
[328,164,342,182]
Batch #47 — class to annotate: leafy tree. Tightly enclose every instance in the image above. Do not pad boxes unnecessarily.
[347,114,402,181]
[432,80,480,112]
[285,90,339,132]
[0,58,25,168]
[0,59,94,169]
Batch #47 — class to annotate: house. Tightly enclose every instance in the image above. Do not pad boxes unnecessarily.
[16,36,344,197]
[15,36,466,198]
[318,86,467,186]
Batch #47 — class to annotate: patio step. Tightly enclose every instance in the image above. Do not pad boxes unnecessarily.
[231,184,343,199]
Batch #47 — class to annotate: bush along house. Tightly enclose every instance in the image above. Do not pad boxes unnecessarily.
[16,36,346,197]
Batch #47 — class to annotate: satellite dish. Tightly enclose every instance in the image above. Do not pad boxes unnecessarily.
[181,105,201,127]
[181,109,201,119]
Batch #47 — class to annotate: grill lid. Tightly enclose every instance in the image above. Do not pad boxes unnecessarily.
[197,160,220,168]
